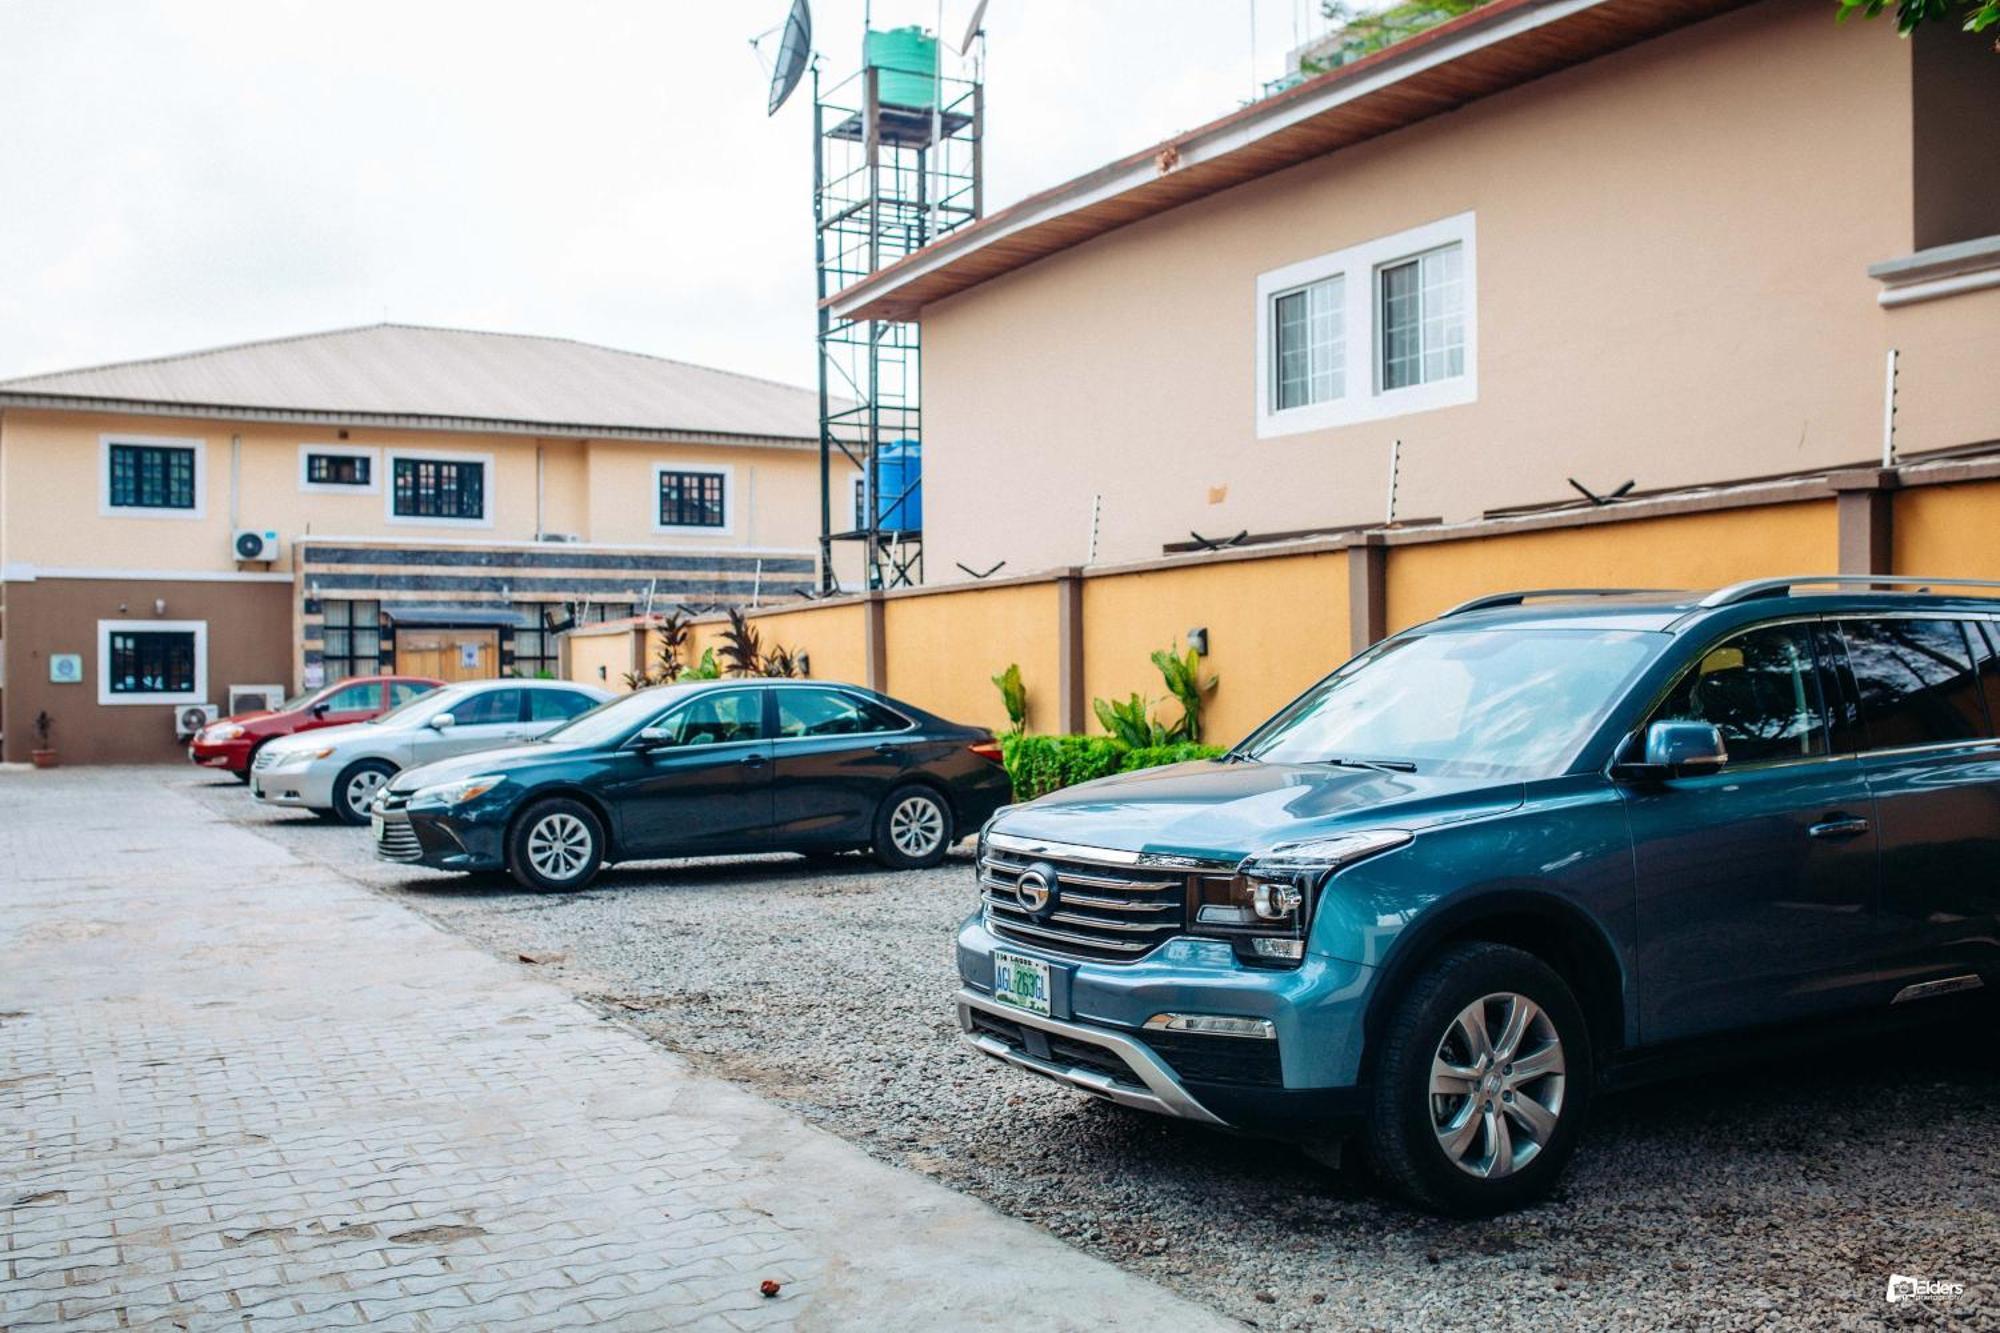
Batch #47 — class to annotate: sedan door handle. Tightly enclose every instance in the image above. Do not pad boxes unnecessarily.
[1808,816,1870,841]
[873,742,897,756]
[741,753,768,768]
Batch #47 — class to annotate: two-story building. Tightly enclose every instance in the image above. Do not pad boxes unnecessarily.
[830,0,2000,578]
[0,322,857,763]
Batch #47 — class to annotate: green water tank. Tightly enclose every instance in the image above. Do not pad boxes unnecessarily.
[865,25,939,110]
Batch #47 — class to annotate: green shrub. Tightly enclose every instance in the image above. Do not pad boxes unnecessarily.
[1118,742,1227,772]
[1001,734,1226,799]
[1091,692,1171,749]
[991,663,1027,734]
[1001,734,1124,800]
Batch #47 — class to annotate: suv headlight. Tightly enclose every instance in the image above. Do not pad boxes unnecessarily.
[410,774,506,807]
[1193,830,1412,965]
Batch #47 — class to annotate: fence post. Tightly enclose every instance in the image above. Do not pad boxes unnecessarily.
[1345,533,1388,656]
[1829,469,1897,576]
[1056,567,1086,734]
[863,591,889,693]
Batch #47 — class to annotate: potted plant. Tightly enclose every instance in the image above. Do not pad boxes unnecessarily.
[30,711,56,768]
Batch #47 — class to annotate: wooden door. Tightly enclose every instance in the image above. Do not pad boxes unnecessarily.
[397,630,498,682]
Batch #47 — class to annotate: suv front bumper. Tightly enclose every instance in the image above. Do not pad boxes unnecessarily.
[955,914,1375,1138]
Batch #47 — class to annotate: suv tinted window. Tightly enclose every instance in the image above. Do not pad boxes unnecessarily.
[451,688,523,727]
[776,688,905,738]
[1653,623,1826,765]
[1836,619,1989,749]
[527,689,597,722]
[1970,620,2000,734]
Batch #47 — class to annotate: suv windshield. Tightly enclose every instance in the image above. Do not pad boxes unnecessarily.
[1238,627,1659,779]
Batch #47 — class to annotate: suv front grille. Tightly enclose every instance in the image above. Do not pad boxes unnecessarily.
[978,833,1232,964]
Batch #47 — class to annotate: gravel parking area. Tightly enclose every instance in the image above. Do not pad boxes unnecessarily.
[184,770,2000,1331]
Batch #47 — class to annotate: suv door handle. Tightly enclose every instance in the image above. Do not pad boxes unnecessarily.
[1808,816,1870,840]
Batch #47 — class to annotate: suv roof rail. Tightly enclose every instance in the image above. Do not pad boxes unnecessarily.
[1698,574,2000,608]
[1439,588,1672,618]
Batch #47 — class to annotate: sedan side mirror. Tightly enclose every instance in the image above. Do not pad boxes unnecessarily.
[1612,721,1728,782]
[428,712,456,731]
[310,703,330,719]
[632,726,676,752]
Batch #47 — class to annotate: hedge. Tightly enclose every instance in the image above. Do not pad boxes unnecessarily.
[1000,734,1226,801]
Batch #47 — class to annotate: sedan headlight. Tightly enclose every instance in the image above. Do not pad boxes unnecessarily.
[202,723,245,743]
[410,774,506,807]
[1193,830,1413,965]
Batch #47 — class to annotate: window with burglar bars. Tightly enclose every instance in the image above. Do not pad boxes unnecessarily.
[307,453,371,486]
[321,600,383,680]
[108,443,197,510]
[107,630,196,695]
[1273,274,1345,410]
[1380,243,1465,391]
[658,470,726,529]
[511,609,560,679]
[392,457,484,520]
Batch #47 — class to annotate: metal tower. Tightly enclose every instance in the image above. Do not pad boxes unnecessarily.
[813,28,982,591]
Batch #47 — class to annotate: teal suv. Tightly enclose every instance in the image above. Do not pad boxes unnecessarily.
[955,576,2000,1214]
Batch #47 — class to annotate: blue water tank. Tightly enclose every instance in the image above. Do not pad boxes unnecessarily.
[876,439,922,533]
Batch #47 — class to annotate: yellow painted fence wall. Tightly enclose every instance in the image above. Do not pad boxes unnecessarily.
[563,478,2000,742]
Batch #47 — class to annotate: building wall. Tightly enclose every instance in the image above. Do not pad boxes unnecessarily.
[1,575,292,764]
[884,582,1061,734]
[916,0,1996,580]
[0,408,833,571]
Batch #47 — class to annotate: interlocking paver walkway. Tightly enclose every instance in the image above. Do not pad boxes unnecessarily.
[0,768,1230,1330]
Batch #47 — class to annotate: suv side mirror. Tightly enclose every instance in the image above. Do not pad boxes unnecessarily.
[428,712,456,731]
[1612,721,1729,782]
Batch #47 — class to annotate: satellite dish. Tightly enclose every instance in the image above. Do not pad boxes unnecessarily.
[954,0,988,54]
[767,0,812,116]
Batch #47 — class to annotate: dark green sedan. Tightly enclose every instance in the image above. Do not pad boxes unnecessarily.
[370,679,1012,891]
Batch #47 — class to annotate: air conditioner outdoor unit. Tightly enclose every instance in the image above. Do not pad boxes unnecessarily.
[228,683,287,715]
[174,703,220,738]
[233,529,280,562]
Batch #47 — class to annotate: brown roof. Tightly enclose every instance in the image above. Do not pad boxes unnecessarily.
[829,0,1753,322]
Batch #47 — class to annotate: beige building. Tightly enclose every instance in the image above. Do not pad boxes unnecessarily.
[0,323,857,763]
[832,0,2000,580]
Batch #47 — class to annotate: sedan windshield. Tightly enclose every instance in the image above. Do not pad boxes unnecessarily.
[1238,627,1659,779]
[537,685,687,747]
[368,682,474,728]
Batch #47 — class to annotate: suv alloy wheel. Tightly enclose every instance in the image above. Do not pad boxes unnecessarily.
[1364,942,1593,1215]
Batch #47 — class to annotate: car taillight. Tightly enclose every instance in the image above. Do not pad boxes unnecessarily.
[968,739,1004,764]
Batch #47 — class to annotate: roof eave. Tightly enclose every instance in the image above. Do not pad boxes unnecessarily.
[827,0,1750,323]
[0,392,818,451]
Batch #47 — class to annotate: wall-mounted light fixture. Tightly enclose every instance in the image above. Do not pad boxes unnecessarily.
[1187,627,1209,657]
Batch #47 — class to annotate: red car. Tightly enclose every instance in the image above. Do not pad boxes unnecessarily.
[188,675,445,780]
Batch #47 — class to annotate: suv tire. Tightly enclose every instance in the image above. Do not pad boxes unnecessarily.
[1364,941,1592,1216]
[331,759,397,826]
[508,798,605,893]
[873,785,952,870]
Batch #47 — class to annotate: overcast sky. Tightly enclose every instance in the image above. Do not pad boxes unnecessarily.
[0,0,1340,388]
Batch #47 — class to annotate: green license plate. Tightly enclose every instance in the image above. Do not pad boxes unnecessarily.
[992,950,1051,1017]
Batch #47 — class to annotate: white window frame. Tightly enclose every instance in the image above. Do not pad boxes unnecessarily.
[99,434,206,519]
[97,618,208,706]
[298,443,381,495]
[1254,211,1477,439]
[651,462,735,536]
[384,448,494,527]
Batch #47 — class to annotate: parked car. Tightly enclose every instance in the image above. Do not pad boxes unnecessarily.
[370,679,1011,892]
[188,675,444,780]
[955,576,2000,1215]
[252,679,612,824]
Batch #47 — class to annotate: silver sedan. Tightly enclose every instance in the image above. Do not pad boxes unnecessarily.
[251,679,613,823]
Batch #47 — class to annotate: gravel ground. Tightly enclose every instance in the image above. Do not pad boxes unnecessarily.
[183,770,2000,1331]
